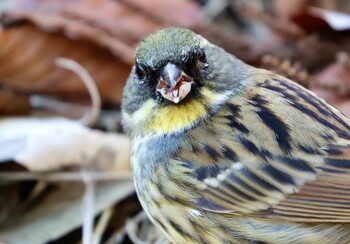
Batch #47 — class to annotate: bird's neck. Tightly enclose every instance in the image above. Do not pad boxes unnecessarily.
[132,87,233,135]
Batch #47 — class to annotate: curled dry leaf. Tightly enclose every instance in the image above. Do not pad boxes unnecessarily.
[291,5,350,33]
[0,117,131,172]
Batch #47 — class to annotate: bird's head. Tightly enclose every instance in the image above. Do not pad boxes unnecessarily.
[122,27,249,136]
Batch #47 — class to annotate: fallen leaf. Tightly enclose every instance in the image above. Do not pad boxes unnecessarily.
[0,89,31,115]
[0,117,131,172]
[309,7,350,31]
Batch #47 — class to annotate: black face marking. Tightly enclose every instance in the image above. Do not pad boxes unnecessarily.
[251,95,292,153]
[135,62,146,80]
[197,48,207,63]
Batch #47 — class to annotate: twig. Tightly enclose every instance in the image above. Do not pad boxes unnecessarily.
[55,57,101,127]
[125,211,149,244]
[0,171,132,182]
[81,170,95,244]
[92,207,114,244]
[29,95,91,119]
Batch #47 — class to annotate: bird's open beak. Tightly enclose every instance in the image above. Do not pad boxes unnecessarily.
[156,63,193,104]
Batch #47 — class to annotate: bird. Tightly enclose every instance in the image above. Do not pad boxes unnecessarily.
[121,27,350,243]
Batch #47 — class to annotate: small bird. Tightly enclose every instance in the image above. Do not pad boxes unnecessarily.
[122,27,350,243]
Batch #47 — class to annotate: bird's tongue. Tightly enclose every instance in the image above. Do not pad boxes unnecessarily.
[156,81,193,104]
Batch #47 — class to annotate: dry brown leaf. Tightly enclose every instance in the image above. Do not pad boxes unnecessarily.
[0,23,131,104]
[0,89,31,115]
[0,0,203,104]
[0,117,131,172]
[308,7,350,31]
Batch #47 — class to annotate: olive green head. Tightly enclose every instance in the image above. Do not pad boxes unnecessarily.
[122,27,250,135]
[136,27,201,70]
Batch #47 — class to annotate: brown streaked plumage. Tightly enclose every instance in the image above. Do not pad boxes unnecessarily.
[122,27,350,243]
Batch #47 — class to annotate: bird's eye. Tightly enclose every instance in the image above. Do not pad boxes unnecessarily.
[136,63,146,80]
[197,48,207,63]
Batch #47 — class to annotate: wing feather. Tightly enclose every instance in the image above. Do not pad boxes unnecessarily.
[177,75,350,222]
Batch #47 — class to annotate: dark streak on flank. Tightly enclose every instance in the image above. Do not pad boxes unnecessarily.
[190,219,210,244]
[204,145,221,160]
[291,102,349,140]
[262,83,298,102]
[222,145,239,161]
[196,197,232,212]
[251,94,292,153]
[277,156,315,173]
[168,195,193,206]
[206,185,244,205]
[297,144,320,154]
[325,158,350,169]
[239,136,260,155]
[226,103,250,133]
[221,181,257,201]
[226,115,249,134]
[227,173,266,197]
[195,165,222,181]
[278,78,350,132]
[154,218,169,234]
[263,165,295,185]
[273,78,350,139]
[168,220,192,238]
[324,145,345,156]
[240,167,281,192]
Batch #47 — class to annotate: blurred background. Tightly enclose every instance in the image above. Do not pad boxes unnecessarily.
[0,0,349,243]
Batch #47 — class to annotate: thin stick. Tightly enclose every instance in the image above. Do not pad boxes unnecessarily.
[92,207,114,244]
[125,211,148,244]
[81,170,95,244]
[0,171,132,182]
[55,57,101,127]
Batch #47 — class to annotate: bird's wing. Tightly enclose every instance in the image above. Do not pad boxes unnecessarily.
[177,76,350,222]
